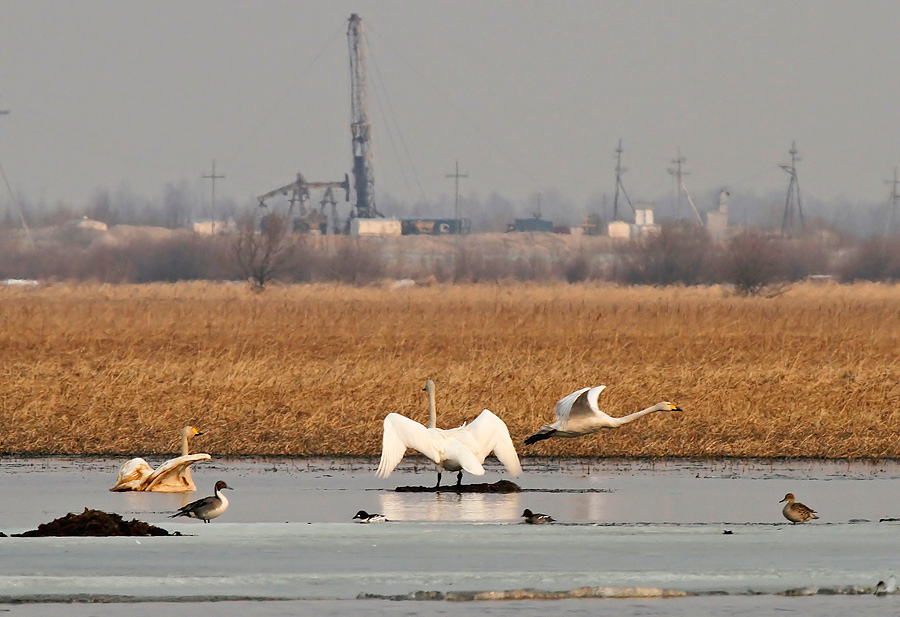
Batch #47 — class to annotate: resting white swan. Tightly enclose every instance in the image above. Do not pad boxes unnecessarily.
[376,380,522,488]
[524,386,682,445]
[110,426,211,492]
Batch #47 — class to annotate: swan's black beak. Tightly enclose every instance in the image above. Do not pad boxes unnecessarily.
[670,405,682,412]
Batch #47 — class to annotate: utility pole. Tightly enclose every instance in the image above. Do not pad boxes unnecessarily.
[612,138,633,221]
[445,159,468,228]
[0,107,34,247]
[668,147,688,220]
[780,141,803,235]
[202,159,225,234]
[887,167,900,235]
[667,147,703,225]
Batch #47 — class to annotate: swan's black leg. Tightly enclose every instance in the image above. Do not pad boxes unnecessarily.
[456,471,463,487]
[435,472,442,489]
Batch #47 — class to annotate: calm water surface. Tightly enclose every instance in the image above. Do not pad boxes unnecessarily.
[2,457,900,617]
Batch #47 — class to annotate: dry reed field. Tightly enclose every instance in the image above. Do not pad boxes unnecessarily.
[1,281,899,459]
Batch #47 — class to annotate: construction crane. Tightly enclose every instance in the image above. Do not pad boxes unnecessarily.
[347,13,380,221]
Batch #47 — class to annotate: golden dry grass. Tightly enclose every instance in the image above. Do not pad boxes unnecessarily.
[1,281,899,459]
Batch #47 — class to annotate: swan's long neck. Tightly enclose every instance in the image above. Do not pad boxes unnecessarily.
[610,405,660,428]
[180,431,191,456]
[427,384,437,429]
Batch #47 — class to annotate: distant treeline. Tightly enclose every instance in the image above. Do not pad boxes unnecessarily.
[2,223,900,293]
[2,179,896,237]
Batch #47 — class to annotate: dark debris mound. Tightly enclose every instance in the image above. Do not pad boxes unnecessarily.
[395,479,522,493]
[12,508,171,537]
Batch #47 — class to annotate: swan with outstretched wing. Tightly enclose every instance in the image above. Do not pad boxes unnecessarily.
[377,380,522,488]
[525,386,682,445]
[110,426,211,492]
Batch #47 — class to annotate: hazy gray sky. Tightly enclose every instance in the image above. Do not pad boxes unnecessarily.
[1,0,899,215]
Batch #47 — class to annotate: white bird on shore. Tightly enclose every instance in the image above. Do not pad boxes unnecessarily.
[524,386,682,445]
[376,380,522,488]
[170,480,232,523]
[110,426,211,492]
[779,493,819,523]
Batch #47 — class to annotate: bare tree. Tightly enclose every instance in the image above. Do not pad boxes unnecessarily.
[615,223,712,286]
[233,209,293,289]
[722,229,786,296]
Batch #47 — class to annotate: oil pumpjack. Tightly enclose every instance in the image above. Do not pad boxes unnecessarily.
[257,14,380,233]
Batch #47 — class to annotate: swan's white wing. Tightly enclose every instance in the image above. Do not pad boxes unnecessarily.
[584,386,612,419]
[552,387,593,423]
[459,409,522,476]
[442,439,485,476]
[376,413,442,478]
[553,386,618,433]
[142,453,211,491]
[110,457,153,491]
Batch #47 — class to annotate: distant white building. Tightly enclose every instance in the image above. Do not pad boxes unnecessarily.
[67,216,107,232]
[350,218,402,237]
[608,207,660,239]
[635,208,653,226]
[706,190,729,240]
[608,220,633,239]
[193,220,235,236]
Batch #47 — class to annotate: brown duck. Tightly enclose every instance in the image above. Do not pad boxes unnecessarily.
[779,493,818,523]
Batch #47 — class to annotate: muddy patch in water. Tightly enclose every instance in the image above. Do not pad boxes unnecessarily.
[394,480,522,493]
[9,508,172,537]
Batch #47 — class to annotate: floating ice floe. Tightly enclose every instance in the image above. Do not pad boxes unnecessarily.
[359,583,894,602]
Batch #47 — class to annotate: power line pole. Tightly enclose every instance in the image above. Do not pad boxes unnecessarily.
[887,167,900,236]
[668,147,688,220]
[0,108,34,247]
[779,141,803,235]
[202,159,225,234]
[445,159,468,228]
[612,138,633,221]
[613,139,624,221]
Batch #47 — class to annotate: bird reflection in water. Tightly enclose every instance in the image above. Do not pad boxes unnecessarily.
[378,491,522,523]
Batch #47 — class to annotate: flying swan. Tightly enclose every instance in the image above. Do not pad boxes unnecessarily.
[524,386,682,445]
[110,426,211,492]
[376,380,522,488]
